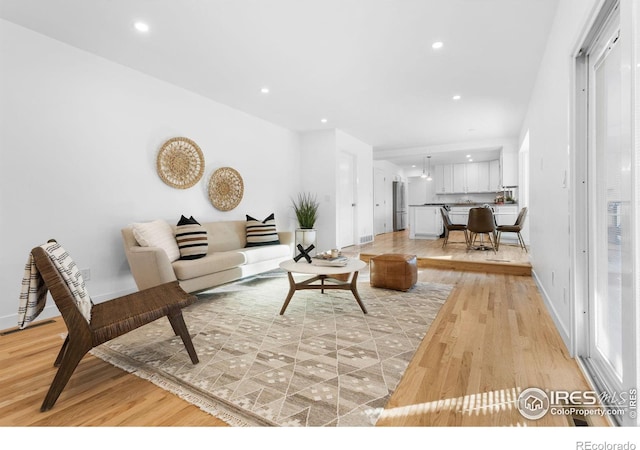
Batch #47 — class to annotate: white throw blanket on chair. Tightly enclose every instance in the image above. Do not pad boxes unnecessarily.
[18,241,92,329]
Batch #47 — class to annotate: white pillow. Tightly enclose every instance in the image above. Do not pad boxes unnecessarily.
[132,219,180,262]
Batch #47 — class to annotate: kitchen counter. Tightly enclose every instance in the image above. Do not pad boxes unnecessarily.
[409,203,518,207]
[408,203,522,243]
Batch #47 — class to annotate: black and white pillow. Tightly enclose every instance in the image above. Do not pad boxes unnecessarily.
[246,213,280,247]
[175,215,208,260]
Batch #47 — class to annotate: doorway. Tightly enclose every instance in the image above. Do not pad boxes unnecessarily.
[337,151,356,248]
[374,167,387,235]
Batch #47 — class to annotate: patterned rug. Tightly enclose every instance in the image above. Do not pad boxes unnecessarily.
[91,271,452,426]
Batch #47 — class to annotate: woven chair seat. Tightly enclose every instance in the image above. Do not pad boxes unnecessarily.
[90,281,195,344]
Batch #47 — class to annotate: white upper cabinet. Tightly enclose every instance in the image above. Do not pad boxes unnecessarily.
[434,159,503,194]
[435,164,453,193]
[450,161,491,193]
[452,163,466,193]
[489,159,502,191]
[501,151,518,187]
[466,161,490,192]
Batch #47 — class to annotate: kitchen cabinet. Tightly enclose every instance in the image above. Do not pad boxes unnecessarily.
[409,206,443,239]
[489,160,501,191]
[434,159,502,194]
[466,162,490,192]
[452,161,491,193]
[435,164,453,193]
[452,163,466,193]
[501,151,518,187]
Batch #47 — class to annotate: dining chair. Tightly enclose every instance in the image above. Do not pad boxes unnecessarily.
[466,207,497,253]
[496,207,528,252]
[440,207,469,248]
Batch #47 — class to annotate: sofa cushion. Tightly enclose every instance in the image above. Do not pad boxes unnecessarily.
[132,219,180,262]
[245,213,280,247]
[172,251,245,280]
[240,243,291,265]
[175,215,208,260]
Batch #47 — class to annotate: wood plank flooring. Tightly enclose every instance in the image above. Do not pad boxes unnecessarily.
[0,232,605,427]
[353,229,532,275]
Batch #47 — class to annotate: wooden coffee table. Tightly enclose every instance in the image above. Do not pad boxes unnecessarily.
[278,258,368,315]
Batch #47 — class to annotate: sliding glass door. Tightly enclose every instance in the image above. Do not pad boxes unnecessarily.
[581,2,635,426]
[589,10,624,385]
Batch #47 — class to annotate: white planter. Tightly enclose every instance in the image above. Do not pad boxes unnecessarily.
[295,228,317,256]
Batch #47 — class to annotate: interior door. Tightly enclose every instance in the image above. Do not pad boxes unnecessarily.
[374,168,386,235]
[337,151,356,248]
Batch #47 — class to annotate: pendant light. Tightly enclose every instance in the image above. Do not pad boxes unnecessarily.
[426,155,433,181]
[421,156,427,178]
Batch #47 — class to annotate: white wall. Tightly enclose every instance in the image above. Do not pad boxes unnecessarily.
[0,20,301,329]
[518,0,601,347]
[299,129,373,250]
[300,130,337,251]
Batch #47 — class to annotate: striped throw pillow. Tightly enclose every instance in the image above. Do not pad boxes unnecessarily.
[175,215,208,260]
[246,213,280,247]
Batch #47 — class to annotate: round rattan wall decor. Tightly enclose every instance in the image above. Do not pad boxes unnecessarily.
[208,167,244,211]
[156,137,205,189]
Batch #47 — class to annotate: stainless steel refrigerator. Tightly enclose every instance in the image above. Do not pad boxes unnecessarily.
[392,181,406,231]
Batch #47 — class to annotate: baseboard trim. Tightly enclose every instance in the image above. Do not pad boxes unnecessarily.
[531,268,572,352]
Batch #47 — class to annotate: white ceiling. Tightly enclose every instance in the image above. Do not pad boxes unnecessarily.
[0,0,558,169]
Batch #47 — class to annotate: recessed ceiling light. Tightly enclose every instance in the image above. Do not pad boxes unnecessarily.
[432,41,443,49]
[468,158,473,162]
[260,87,270,94]
[321,118,328,123]
[466,155,471,158]
[452,95,461,101]
[134,22,149,33]
[412,165,416,168]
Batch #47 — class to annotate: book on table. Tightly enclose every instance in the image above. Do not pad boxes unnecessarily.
[311,255,348,267]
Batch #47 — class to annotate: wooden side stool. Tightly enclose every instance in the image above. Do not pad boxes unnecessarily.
[370,253,418,291]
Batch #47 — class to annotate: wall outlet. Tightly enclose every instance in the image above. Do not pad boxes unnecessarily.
[81,268,91,281]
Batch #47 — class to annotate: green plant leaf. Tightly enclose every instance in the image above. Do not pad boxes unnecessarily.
[292,192,319,228]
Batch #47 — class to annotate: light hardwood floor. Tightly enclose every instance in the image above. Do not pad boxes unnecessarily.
[0,232,606,426]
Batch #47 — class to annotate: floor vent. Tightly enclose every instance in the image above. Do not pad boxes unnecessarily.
[359,235,373,244]
[1,319,56,336]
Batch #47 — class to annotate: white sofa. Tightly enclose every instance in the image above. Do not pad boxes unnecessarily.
[121,220,293,293]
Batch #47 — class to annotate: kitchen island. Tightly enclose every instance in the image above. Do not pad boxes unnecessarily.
[409,203,520,242]
[408,204,445,239]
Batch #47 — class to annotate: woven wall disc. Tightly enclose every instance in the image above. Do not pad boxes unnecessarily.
[208,167,244,211]
[157,137,205,189]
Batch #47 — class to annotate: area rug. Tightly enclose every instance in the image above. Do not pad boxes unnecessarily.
[91,271,452,426]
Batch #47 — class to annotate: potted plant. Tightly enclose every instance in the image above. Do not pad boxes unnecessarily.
[292,192,319,255]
